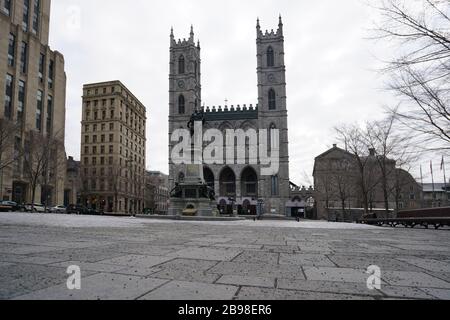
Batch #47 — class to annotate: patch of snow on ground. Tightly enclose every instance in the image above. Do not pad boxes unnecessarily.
[0,212,382,230]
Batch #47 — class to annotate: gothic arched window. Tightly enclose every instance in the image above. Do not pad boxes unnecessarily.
[178,55,185,74]
[178,95,185,114]
[268,89,276,110]
[267,46,274,67]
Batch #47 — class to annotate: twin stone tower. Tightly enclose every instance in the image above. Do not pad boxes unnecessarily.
[168,17,290,217]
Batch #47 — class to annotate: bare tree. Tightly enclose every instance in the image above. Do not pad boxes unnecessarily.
[0,119,19,199]
[372,0,450,151]
[21,130,64,212]
[331,168,355,219]
[335,124,379,213]
[367,112,420,212]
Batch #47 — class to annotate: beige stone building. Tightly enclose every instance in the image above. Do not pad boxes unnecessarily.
[0,0,67,205]
[80,81,146,215]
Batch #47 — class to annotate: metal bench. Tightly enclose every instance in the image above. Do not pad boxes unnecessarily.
[358,217,450,230]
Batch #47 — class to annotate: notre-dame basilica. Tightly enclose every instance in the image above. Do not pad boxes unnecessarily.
[168,17,306,216]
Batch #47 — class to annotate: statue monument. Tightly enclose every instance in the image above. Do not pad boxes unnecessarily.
[168,110,216,217]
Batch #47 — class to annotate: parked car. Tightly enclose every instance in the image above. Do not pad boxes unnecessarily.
[49,205,66,214]
[24,204,46,213]
[0,201,23,212]
[66,204,88,215]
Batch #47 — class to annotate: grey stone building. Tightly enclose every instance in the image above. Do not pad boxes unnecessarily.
[168,17,291,216]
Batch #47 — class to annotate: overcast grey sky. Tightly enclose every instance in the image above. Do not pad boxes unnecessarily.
[48,0,446,185]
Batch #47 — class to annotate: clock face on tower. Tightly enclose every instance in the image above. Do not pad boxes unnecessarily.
[178,80,185,89]
[268,74,276,84]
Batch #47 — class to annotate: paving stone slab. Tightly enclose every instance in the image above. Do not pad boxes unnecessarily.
[236,287,374,300]
[0,263,95,299]
[30,247,126,263]
[14,273,168,300]
[232,251,279,264]
[279,253,335,267]
[263,245,299,253]
[379,286,436,299]
[97,254,174,268]
[209,262,306,279]
[50,261,128,273]
[167,248,242,261]
[277,279,383,297]
[213,244,263,250]
[397,258,450,273]
[327,255,424,272]
[216,275,275,288]
[140,280,238,300]
[420,288,450,300]
[0,243,63,255]
[382,271,450,289]
[303,266,371,284]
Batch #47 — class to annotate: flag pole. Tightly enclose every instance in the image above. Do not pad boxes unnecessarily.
[443,156,448,206]
[420,165,424,208]
[431,160,435,207]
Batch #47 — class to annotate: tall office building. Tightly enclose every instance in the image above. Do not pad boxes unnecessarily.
[80,81,147,214]
[0,0,67,205]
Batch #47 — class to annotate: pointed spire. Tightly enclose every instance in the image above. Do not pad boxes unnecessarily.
[170,26,174,38]
[197,40,201,49]
[278,14,283,35]
[256,17,260,29]
[189,24,194,42]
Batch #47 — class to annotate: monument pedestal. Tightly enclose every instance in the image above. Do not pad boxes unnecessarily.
[169,164,215,217]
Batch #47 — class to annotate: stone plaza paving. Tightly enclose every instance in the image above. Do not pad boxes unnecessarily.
[0,212,449,300]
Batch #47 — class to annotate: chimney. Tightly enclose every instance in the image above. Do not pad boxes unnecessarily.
[369,148,376,156]
[333,144,337,148]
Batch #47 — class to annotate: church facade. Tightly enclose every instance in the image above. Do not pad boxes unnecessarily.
[168,17,297,216]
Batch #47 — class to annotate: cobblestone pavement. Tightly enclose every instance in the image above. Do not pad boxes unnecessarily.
[0,212,449,300]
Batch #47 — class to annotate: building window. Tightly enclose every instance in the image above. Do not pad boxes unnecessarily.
[18,80,26,124]
[8,33,15,67]
[85,135,89,143]
[23,0,30,31]
[178,95,185,114]
[36,90,43,130]
[178,55,185,74]
[46,95,52,133]
[109,134,114,142]
[39,53,45,83]
[20,42,27,73]
[271,175,279,196]
[4,74,13,119]
[48,59,54,89]
[267,46,274,67]
[268,89,276,110]
[32,0,40,35]
[2,0,11,15]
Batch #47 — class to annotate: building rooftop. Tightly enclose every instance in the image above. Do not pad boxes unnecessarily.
[423,183,450,193]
